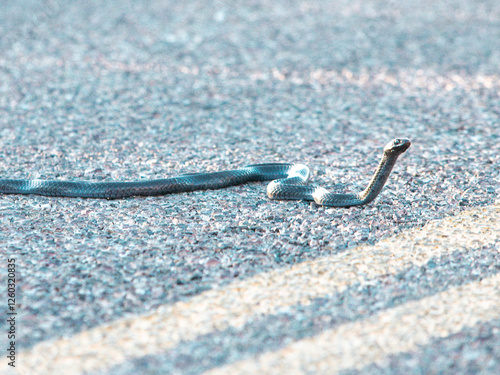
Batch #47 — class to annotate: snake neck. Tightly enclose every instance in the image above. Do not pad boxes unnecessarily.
[357,152,399,204]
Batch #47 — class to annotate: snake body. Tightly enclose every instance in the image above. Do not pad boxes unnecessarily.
[0,139,410,207]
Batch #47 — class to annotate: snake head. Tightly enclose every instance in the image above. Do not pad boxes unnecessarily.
[383,138,411,155]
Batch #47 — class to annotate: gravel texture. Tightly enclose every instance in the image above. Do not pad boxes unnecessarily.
[10,204,500,374]
[342,318,500,375]
[0,0,499,374]
[106,246,500,375]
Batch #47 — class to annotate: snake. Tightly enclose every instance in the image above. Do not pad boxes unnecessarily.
[0,139,410,207]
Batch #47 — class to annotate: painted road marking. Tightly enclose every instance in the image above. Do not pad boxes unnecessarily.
[206,272,500,374]
[13,204,500,375]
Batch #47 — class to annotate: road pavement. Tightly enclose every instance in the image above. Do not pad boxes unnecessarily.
[0,0,499,374]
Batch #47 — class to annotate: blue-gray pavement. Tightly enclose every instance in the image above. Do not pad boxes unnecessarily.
[0,0,499,374]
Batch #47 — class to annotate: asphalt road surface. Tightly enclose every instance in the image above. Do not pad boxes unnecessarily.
[0,0,499,374]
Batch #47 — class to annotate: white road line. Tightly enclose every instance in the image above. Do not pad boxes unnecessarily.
[12,204,500,375]
[206,272,500,374]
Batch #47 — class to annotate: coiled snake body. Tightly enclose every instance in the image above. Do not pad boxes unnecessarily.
[0,139,410,207]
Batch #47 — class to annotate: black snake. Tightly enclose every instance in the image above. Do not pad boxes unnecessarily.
[0,139,410,207]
